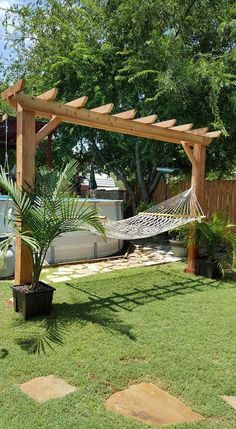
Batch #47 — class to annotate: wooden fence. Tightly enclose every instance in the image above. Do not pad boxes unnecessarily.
[152,180,236,223]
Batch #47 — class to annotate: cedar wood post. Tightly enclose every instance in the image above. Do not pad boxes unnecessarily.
[185,144,206,273]
[15,105,35,284]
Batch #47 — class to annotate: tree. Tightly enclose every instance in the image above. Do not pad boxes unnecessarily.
[1,0,236,212]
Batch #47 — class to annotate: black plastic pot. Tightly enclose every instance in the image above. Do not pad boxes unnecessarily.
[11,281,56,320]
[196,257,222,279]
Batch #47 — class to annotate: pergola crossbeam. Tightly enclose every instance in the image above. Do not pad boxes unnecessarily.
[11,94,213,146]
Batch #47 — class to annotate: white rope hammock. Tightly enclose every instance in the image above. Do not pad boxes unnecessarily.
[92,188,204,240]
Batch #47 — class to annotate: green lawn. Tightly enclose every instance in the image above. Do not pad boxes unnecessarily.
[0,262,236,429]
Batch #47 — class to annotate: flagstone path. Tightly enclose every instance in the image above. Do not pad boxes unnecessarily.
[43,242,181,283]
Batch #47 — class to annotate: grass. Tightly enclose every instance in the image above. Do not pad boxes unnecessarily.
[0,262,236,429]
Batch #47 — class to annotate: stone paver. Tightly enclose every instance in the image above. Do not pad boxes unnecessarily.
[20,375,76,403]
[43,242,181,283]
[105,382,204,427]
[50,275,71,283]
[222,395,236,410]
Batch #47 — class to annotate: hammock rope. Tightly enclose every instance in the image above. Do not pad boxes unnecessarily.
[91,187,204,240]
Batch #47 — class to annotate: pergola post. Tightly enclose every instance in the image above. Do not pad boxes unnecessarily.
[185,144,206,274]
[1,79,221,284]
[15,105,36,285]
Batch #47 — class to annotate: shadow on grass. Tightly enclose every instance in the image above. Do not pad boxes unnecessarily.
[65,268,221,313]
[0,348,9,359]
[14,268,221,355]
[15,305,136,355]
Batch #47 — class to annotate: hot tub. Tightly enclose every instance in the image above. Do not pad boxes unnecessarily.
[0,196,123,266]
[0,195,12,234]
[45,198,124,264]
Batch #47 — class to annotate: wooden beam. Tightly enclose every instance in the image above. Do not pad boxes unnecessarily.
[12,94,212,146]
[153,119,177,128]
[133,114,157,124]
[1,79,26,100]
[35,116,61,145]
[90,103,114,114]
[37,88,58,101]
[66,96,88,108]
[171,123,193,131]
[187,127,208,135]
[113,109,137,119]
[15,105,35,285]
[35,96,89,144]
[182,142,198,170]
[204,130,222,138]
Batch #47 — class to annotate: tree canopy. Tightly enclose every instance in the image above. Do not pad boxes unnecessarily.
[1,0,236,210]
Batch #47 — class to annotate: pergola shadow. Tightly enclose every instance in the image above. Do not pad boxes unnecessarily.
[64,269,220,313]
[15,270,221,355]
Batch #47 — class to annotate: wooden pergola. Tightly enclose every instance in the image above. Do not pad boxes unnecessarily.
[1,79,221,285]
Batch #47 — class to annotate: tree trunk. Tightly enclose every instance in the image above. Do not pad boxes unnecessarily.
[93,141,137,214]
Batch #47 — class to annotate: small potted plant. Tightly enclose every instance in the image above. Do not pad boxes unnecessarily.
[194,212,236,279]
[169,225,188,258]
[0,161,105,320]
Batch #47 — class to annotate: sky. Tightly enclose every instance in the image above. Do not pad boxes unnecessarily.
[0,0,30,68]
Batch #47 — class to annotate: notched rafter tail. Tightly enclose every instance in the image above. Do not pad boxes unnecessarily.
[90,103,114,114]
[113,109,137,119]
[152,119,177,128]
[37,88,58,101]
[133,114,157,124]
[187,127,208,135]
[204,130,222,138]
[65,96,88,108]
[171,123,193,131]
[1,79,26,100]
[35,96,89,144]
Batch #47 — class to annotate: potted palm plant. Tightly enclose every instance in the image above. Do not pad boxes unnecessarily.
[194,212,236,279]
[0,161,105,320]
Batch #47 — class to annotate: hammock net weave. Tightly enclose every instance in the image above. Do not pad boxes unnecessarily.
[91,188,204,240]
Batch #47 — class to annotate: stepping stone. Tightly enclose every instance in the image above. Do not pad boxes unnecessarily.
[222,395,236,410]
[20,375,76,403]
[4,297,14,308]
[105,382,204,427]
[70,273,90,279]
[50,276,71,283]
[144,261,159,266]
[88,265,101,272]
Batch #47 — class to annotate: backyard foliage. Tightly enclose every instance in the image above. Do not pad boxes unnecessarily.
[1,0,236,209]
